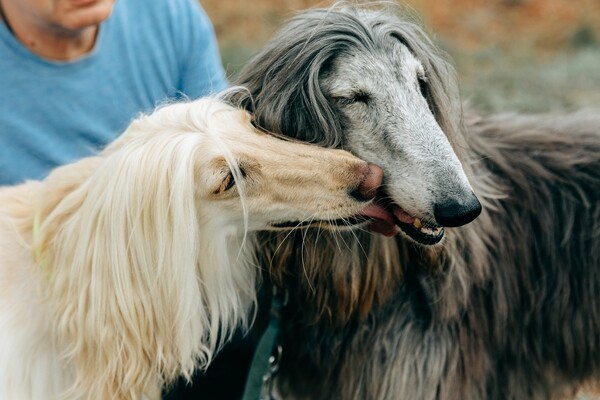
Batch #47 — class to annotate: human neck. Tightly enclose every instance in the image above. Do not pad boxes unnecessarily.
[0,1,98,61]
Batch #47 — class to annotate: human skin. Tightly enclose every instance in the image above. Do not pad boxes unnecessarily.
[0,0,115,60]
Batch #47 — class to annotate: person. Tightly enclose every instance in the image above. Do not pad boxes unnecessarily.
[0,0,228,185]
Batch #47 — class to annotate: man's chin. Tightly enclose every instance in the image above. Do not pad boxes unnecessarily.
[57,1,115,31]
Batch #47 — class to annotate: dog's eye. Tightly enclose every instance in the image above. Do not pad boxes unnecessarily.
[351,92,370,103]
[221,166,248,193]
[222,173,236,192]
[334,91,370,105]
[417,73,429,98]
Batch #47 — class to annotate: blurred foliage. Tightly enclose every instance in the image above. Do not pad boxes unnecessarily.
[202,0,600,113]
[451,46,600,112]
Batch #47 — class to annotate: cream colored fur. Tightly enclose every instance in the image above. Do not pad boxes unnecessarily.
[0,97,373,399]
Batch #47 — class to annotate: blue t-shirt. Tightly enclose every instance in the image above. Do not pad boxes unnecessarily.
[0,0,228,185]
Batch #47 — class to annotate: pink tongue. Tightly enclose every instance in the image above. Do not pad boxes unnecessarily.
[367,220,399,237]
[391,204,415,224]
[361,203,394,224]
[360,203,399,237]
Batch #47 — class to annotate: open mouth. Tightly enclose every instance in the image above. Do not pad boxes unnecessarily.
[359,196,445,245]
[269,196,444,245]
[270,216,366,230]
[392,210,445,245]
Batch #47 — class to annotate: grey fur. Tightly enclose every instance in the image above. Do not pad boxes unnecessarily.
[228,4,478,226]
[228,3,600,399]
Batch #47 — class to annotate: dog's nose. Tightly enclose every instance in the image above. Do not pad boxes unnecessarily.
[350,163,383,202]
[434,193,482,227]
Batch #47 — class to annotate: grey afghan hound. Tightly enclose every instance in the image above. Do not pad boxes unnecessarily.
[222,3,600,400]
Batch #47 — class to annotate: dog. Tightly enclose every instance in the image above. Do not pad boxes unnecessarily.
[0,95,386,399]
[227,3,600,400]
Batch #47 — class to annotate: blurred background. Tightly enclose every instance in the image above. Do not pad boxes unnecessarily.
[201,0,600,113]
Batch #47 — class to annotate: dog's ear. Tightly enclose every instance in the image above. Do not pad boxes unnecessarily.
[44,132,209,398]
[231,11,347,147]
[254,66,343,147]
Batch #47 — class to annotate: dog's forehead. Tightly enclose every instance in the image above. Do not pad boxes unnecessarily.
[330,41,422,83]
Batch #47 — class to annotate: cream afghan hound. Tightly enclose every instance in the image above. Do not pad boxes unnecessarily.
[0,96,384,399]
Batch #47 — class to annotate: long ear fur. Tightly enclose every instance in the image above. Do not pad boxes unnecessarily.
[37,102,256,399]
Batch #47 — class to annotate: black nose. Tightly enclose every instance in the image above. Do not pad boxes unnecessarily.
[434,193,482,227]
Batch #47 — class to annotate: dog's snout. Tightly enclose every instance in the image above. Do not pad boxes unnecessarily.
[349,163,383,202]
[434,193,482,227]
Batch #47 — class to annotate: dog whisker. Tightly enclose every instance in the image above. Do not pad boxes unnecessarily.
[340,216,370,259]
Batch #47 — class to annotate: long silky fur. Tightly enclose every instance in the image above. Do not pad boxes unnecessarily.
[0,99,257,399]
[229,3,600,400]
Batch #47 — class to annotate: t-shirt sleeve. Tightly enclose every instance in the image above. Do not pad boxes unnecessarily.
[173,0,229,99]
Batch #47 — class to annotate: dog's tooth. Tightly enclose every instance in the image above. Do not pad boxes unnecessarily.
[420,226,433,235]
[413,218,422,228]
